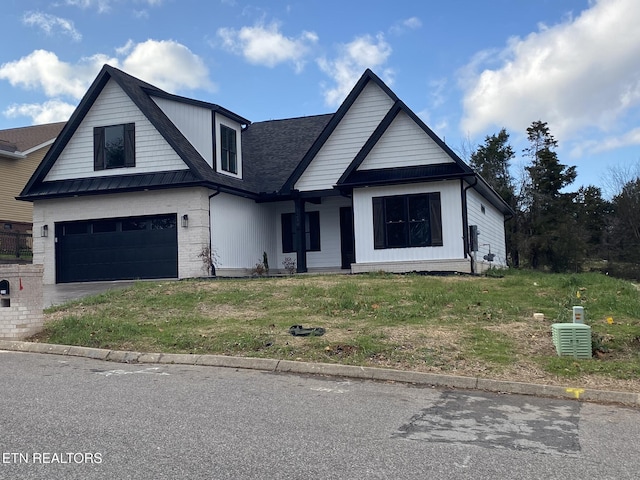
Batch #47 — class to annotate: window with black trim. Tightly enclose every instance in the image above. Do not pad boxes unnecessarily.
[282,211,320,253]
[372,193,442,249]
[220,124,237,174]
[94,123,135,170]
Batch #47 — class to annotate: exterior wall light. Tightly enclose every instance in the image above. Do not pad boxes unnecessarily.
[41,225,49,237]
[181,215,189,228]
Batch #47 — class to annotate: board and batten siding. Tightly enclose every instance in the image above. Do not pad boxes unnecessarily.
[352,181,470,273]
[210,193,276,275]
[152,96,213,167]
[466,187,508,272]
[32,187,210,284]
[358,111,454,170]
[295,82,394,191]
[273,196,352,271]
[45,80,188,182]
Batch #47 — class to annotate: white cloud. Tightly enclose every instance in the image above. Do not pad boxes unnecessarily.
[23,11,82,41]
[429,78,447,108]
[572,127,640,157]
[0,50,115,99]
[63,0,162,13]
[64,0,113,13]
[0,39,212,124]
[4,100,76,124]
[116,39,135,56]
[460,0,640,148]
[217,22,318,72]
[318,33,393,106]
[121,39,214,92]
[390,17,422,35]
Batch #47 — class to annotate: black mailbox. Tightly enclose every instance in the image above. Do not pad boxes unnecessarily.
[0,279,9,307]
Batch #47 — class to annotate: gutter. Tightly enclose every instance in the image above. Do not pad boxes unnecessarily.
[0,151,26,160]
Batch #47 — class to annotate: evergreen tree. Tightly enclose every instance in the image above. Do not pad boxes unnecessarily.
[521,121,578,271]
[611,178,640,262]
[574,185,611,260]
[470,128,515,203]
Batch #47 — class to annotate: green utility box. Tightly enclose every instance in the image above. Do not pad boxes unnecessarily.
[551,323,592,359]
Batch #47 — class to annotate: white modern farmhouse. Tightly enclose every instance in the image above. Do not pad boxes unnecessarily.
[19,65,512,284]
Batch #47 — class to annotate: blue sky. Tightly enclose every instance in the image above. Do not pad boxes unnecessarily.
[1,0,639,195]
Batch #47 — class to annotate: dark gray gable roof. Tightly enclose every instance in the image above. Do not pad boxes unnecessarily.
[334,97,514,215]
[241,114,334,194]
[19,64,256,200]
[281,69,399,193]
[278,69,512,215]
[17,65,513,216]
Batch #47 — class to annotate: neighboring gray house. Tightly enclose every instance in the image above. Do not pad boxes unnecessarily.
[19,65,512,284]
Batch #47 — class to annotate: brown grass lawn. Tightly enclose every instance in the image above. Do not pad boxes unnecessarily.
[34,271,640,393]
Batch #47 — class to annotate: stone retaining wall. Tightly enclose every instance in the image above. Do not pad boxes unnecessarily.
[0,264,44,340]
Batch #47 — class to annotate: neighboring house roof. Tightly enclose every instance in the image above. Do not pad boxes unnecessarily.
[0,122,65,159]
[17,65,513,216]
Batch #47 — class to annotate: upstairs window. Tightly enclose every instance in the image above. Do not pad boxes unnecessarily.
[281,211,320,253]
[220,124,237,174]
[372,193,442,249]
[94,123,135,171]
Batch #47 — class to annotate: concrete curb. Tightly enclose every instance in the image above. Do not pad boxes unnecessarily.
[0,340,637,407]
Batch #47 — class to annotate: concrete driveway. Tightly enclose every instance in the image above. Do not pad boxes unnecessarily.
[43,280,138,307]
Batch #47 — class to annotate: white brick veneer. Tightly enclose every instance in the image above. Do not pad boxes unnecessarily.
[32,187,211,284]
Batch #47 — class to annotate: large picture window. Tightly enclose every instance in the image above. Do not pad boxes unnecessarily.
[220,124,237,174]
[372,193,442,249]
[94,123,135,171]
[282,211,320,253]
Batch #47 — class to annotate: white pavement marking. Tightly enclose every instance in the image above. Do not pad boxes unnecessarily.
[310,386,348,394]
[96,367,170,377]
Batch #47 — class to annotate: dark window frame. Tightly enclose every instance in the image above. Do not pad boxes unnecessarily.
[281,211,320,253]
[60,215,177,237]
[94,123,135,171]
[220,124,238,174]
[372,193,443,249]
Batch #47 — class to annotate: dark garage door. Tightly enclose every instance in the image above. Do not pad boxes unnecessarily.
[55,214,178,283]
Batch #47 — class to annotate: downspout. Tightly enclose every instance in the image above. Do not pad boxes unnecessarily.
[208,188,221,276]
[461,176,478,274]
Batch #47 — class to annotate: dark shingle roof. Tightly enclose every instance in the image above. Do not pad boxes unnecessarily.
[17,65,513,216]
[242,114,334,194]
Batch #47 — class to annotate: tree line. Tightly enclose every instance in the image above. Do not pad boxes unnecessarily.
[468,121,640,279]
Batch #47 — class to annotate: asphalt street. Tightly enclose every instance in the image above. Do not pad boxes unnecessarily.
[1,351,639,480]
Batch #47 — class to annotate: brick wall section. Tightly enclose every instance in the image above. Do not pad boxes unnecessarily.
[33,187,210,284]
[0,264,44,340]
